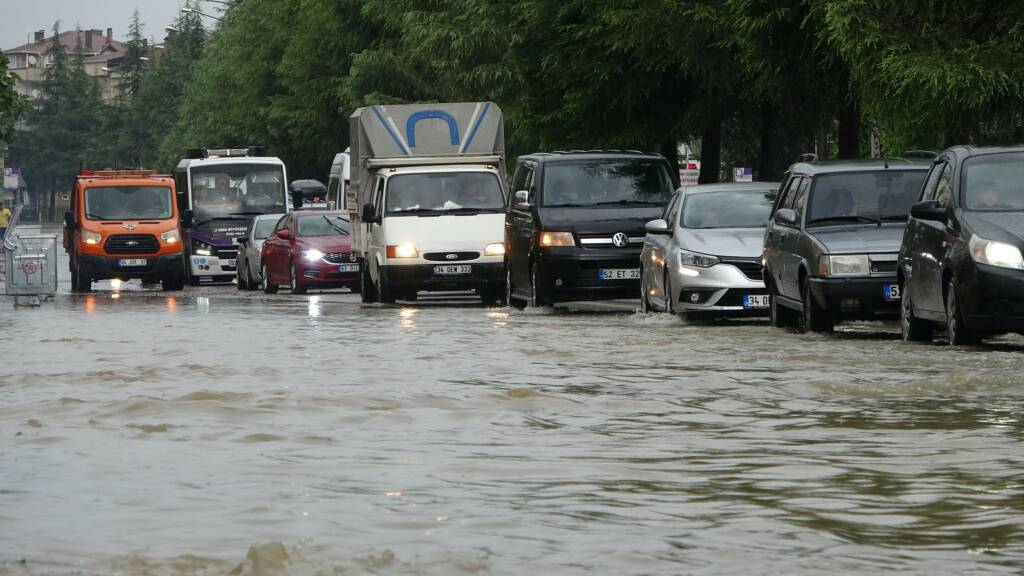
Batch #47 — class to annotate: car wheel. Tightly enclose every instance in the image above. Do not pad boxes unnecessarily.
[73,259,91,292]
[801,280,834,334]
[377,269,396,304]
[530,261,550,307]
[261,264,278,294]
[290,262,307,295]
[360,264,377,303]
[506,265,526,310]
[236,260,248,290]
[900,282,933,342]
[768,278,794,328]
[161,275,184,291]
[663,270,675,315]
[404,288,419,302]
[946,279,978,346]
[70,258,80,291]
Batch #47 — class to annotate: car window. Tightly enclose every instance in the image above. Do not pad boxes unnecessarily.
[935,164,954,209]
[793,178,811,220]
[921,162,946,202]
[253,218,278,239]
[806,170,927,225]
[777,177,802,211]
[274,215,290,233]
[961,152,1024,211]
[681,190,775,229]
[663,192,681,225]
[510,164,535,207]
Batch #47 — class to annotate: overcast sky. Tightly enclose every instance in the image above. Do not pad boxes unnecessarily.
[2,0,196,50]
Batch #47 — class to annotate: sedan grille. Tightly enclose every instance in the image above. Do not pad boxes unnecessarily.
[721,258,763,281]
[870,260,897,273]
[323,252,357,264]
[104,234,159,254]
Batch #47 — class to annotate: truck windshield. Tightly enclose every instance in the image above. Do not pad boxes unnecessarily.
[682,190,775,229]
[85,186,173,221]
[385,172,504,214]
[806,170,926,226]
[962,152,1024,211]
[542,159,673,207]
[297,214,351,237]
[190,163,286,221]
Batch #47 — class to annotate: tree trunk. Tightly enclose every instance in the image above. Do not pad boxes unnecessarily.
[759,104,776,181]
[49,176,57,222]
[837,91,860,159]
[698,119,721,184]
[659,138,679,184]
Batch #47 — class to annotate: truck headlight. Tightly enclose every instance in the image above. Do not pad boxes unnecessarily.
[82,230,102,245]
[303,248,325,262]
[969,234,1024,270]
[161,229,180,244]
[679,249,720,268]
[539,231,575,247]
[827,254,870,276]
[386,244,418,258]
[192,240,213,256]
[484,243,506,256]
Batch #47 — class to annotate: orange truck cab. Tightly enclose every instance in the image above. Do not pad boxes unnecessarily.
[63,170,186,291]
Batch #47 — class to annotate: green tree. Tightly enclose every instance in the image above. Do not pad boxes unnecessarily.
[0,53,26,146]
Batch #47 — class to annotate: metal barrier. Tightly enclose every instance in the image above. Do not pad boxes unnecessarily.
[3,204,59,296]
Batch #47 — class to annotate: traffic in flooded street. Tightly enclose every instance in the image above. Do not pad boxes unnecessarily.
[2,273,1022,575]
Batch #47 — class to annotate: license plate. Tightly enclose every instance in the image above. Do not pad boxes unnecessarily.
[118,258,147,267]
[222,259,237,268]
[884,283,900,300]
[338,264,360,273]
[743,294,770,308]
[599,268,640,280]
[434,264,471,275]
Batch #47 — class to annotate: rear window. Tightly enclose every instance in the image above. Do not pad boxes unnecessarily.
[542,159,673,207]
[85,186,173,221]
[806,170,926,225]
[296,214,350,237]
[681,190,775,229]
[962,152,1024,211]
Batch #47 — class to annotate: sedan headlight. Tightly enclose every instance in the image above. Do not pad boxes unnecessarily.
[539,231,575,247]
[161,229,180,244]
[82,230,102,245]
[303,248,325,263]
[484,242,506,256]
[969,234,1024,270]
[827,254,870,277]
[679,249,720,268]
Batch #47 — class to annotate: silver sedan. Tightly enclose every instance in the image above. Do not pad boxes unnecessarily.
[640,182,779,320]
[236,213,285,291]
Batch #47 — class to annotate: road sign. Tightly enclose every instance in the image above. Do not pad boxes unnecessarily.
[734,167,753,183]
[680,162,700,188]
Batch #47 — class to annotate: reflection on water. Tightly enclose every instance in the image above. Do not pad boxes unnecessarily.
[1,289,1022,575]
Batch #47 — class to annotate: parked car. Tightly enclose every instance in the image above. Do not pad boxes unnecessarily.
[505,151,676,307]
[641,182,779,320]
[899,146,1024,345]
[763,159,929,333]
[260,210,360,294]
[235,213,285,290]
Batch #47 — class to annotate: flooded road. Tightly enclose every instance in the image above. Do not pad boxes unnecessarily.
[1,278,1023,574]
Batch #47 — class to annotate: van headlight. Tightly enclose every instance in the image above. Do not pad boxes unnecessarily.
[386,244,419,258]
[303,248,325,262]
[539,231,575,247]
[82,230,102,245]
[484,243,506,256]
[969,235,1024,270]
[827,254,870,276]
[161,229,180,244]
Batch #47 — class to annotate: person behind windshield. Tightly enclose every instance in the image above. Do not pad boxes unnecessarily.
[975,184,1002,209]
[455,178,490,208]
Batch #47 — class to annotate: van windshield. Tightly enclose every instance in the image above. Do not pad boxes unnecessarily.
[806,170,926,226]
[542,159,673,207]
[85,186,173,221]
[385,172,503,214]
[190,163,286,221]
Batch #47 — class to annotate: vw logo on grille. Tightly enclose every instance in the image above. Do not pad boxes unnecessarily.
[446,253,459,260]
[122,224,137,231]
[612,232,629,248]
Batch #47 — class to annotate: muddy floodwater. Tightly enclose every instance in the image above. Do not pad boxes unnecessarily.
[1,280,1023,575]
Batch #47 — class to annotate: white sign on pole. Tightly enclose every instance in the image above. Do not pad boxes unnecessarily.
[734,167,753,183]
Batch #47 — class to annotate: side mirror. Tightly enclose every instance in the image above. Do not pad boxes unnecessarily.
[236,236,249,244]
[514,190,531,209]
[182,209,194,229]
[361,203,377,223]
[645,218,670,235]
[276,229,291,240]
[910,200,947,222]
[64,210,77,229]
[773,208,798,227]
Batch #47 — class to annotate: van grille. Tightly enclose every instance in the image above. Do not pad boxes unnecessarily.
[105,234,159,254]
[424,252,480,262]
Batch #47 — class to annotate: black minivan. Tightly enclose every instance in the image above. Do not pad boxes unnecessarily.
[899,145,1024,345]
[504,151,676,307]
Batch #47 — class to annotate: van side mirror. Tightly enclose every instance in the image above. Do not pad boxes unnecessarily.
[361,203,377,223]
[182,209,194,228]
[514,190,531,209]
[64,210,77,229]
[910,200,946,222]
[773,208,798,227]
[645,218,670,235]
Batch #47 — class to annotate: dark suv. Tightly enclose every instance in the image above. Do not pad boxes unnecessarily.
[763,159,929,332]
[899,146,1024,345]
[505,151,676,307]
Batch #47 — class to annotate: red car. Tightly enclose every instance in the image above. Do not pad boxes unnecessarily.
[260,210,360,294]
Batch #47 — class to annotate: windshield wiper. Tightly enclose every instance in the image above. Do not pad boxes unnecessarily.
[323,216,350,235]
[230,211,270,217]
[546,203,589,208]
[85,212,113,220]
[806,215,881,226]
[192,216,237,227]
[592,199,661,206]
[880,214,908,222]
[444,207,503,214]
[389,208,443,216]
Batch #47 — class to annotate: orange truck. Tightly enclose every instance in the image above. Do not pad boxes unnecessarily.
[63,170,186,291]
